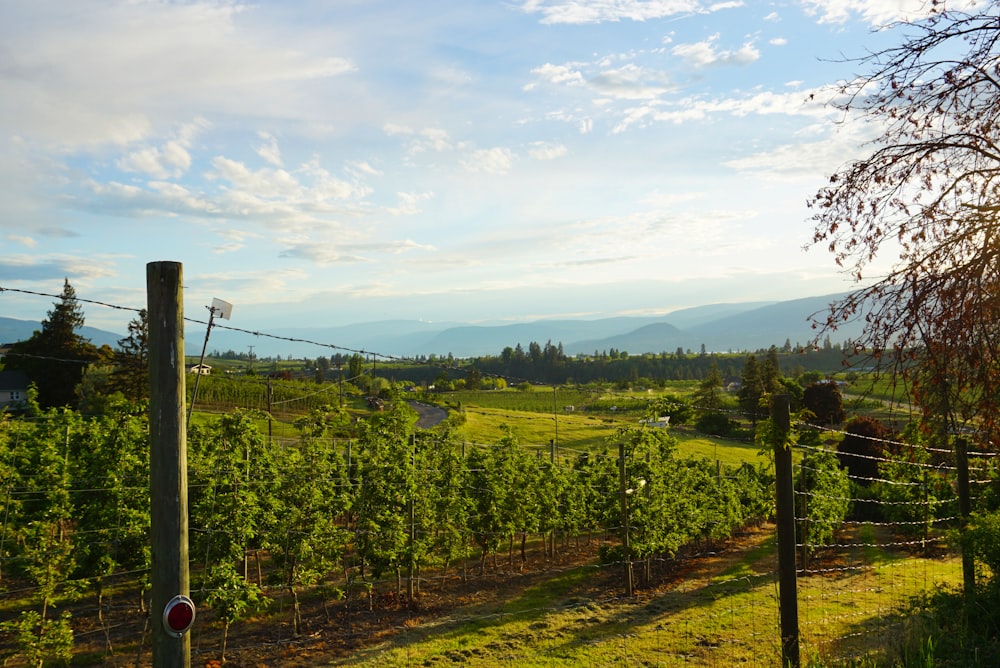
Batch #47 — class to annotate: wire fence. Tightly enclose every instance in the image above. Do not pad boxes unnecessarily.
[0,282,989,666]
[0,411,983,666]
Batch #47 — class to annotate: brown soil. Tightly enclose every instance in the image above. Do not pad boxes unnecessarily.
[2,527,778,667]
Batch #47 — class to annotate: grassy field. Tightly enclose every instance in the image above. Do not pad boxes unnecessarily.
[327,525,963,667]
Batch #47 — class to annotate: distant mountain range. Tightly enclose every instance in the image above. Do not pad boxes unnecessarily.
[0,318,122,350]
[1,292,866,360]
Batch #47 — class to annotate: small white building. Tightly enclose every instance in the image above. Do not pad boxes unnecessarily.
[0,370,29,409]
[189,364,213,375]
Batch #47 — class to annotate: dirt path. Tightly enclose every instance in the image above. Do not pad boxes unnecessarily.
[408,400,447,429]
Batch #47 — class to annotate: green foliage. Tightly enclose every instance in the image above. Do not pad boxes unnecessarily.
[796,447,851,552]
[802,381,846,426]
[4,279,102,408]
[0,394,778,661]
[111,308,149,402]
[353,403,415,579]
[875,445,955,538]
[0,610,74,667]
[966,510,1000,583]
[837,416,896,484]
[696,410,735,437]
[599,423,772,567]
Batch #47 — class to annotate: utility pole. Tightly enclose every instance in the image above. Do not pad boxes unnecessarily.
[147,261,192,668]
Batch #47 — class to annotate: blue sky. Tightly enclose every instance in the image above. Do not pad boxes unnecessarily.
[0,0,951,334]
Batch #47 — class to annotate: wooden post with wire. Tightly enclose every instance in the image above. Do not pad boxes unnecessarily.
[956,437,975,604]
[619,440,634,597]
[772,393,800,668]
[147,261,191,668]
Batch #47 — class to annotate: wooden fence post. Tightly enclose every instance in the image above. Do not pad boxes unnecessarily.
[619,441,634,597]
[771,394,799,668]
[147,261,191,668]
[955,437,975,604]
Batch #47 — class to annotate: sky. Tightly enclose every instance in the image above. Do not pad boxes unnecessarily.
[0,0,954,335]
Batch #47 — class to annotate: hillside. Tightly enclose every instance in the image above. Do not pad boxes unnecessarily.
[1,292,865,359]
[0,316,121,349]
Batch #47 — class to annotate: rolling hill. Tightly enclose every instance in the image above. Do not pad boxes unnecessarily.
[1,292,864,360]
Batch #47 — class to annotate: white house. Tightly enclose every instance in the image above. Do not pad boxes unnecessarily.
[0,370,29,409]
[189,364,213,375]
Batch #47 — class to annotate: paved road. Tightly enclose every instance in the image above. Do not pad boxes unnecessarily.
[408,401,448,429]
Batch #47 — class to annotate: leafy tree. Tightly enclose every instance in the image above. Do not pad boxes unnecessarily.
[5,279,100,407]
[189,410,276,649]
[0,409,78,665]
[695,411,734,437]
[268,413,349,635]
[796,447,851,558]
[69,406,150,619]
[837,416,895,484]
[352,403,414,587]
[808,5,1000,442]
[802,381,846,426]
[466,426,531,572]
[415,431,470,583]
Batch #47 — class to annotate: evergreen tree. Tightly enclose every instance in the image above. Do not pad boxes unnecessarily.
[111,309,149,402]
[692,360,724,411]
[6,279,99,407]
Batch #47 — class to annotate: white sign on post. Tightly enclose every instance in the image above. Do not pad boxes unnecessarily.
[210,298,233,320]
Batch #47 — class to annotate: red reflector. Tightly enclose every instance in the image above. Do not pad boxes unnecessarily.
[163,595,196,637]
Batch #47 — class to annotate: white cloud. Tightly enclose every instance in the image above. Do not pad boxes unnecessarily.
[117,142,192,179]
[527,142,568,160]
[590,63,676,99]
[387,191,434,216]
[723,121,875,180]
[383,123,415,136]
[799,0,979,26]
[527,63,586,88]
[7,235,38,248]
[278,239,431,264]
[770,37,788,46]
[671,34,760,67]
[348,161,383,177]
[390,127,455,156]
[462,147,516,174]
[0,1,355,150]
[610,86,829,132]
[256,133,283,167]
[521,0,716,25]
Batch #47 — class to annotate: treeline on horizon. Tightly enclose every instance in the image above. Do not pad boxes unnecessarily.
[212,336,860,387]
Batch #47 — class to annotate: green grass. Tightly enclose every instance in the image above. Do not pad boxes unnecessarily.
[456,404,770,468]
[326,527,964,667]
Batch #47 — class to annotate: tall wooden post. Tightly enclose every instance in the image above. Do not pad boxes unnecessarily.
[772,394,799,668]
[619,441,634,597]
[147,261,191,668]
[955,437,975,603]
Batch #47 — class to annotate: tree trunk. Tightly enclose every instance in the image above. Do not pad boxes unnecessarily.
[291,587,301,636]
[221,621,230,662]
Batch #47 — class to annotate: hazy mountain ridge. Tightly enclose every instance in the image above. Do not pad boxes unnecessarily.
[1,293,861,359]
[0,317,121,349]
